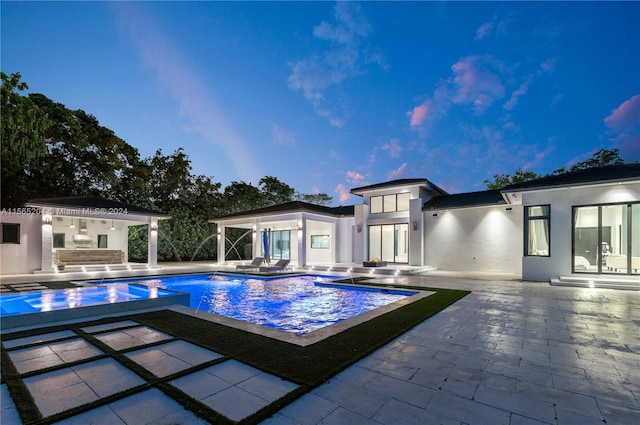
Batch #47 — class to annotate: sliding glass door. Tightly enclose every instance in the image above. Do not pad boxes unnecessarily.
[368,223,409,263]
[573,203,639,275]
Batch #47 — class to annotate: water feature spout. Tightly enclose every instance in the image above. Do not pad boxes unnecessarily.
[190,233,217,262]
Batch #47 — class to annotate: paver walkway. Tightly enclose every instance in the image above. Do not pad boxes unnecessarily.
[2,275,639,424]
[265,276,640,425]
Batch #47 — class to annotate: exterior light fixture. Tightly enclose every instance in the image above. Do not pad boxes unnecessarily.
[432,213,438,217]
[150,223,158,232]
[69,219,75,228]
[110,220,115,230]
[506,207,513,211]
[42,215,52,225]
[356,224,362,233]
[412,221,418,231]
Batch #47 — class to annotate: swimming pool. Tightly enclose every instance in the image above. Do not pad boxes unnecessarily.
[0,285,189,330]
[92,274,416,334]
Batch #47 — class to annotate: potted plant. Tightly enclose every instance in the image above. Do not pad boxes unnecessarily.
[57,261,66,271]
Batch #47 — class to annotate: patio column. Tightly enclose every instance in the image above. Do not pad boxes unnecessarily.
[41,211,54,272]
[148,218,158,267]
[216,224,225,264]
[297,215,306,267]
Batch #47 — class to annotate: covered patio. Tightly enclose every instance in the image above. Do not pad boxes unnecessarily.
[25,197,170,274]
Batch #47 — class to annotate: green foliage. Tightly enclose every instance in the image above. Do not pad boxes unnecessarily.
[485,148,627,189]
[1,72,52,207]
[484,169,541,190]
[552,148,625,175]
[294,192,333,206]
[1,74,334,261]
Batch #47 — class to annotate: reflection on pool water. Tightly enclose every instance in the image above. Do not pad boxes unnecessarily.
[0,285,176,316]
[95,274,416,334]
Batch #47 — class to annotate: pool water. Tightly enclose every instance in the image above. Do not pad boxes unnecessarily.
[0,285,177,316]
[95,274,415,334]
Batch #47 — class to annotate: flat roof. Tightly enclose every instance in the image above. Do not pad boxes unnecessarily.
[350,178,448,196]
[503,163,640,191]
[26,196,170,218]
[211,201,354,221]
[423,190,506,210]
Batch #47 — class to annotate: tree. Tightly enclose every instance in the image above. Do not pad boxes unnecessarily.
[294,192,333,206]
[259,176,295,206]
[1,72,51,207]
[485,148,627,190]
[552,148,625,175]
[484,169,541,190]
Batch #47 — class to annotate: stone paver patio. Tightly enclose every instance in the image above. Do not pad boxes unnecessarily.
[1,274,639,424]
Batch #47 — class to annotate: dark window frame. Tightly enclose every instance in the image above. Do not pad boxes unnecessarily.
[524,205,550,257]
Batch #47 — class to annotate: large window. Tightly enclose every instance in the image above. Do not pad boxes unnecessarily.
[370,192,411,214]
[262,230,291,260]
[574,203,639,275]
[525,205,550,256]
[368,223,409,263]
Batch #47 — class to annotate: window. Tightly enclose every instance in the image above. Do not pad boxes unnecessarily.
[53,233,66,248]
[574,203,639,275]
[1,223,20,244]
[370,196,383,213]
[97,234,108,248]
[311,235,330,249]
[370,192,411,213]
[525,205,550,256]
[368,223,409,263]
[262,230,291,259]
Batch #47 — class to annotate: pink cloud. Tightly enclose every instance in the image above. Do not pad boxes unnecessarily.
[450,56,505,114]
[381,138,403,158]
[346,170,366,184]
[334,183,351,202]
[387,163,408,179]
[409,102,431,127]
[604,95,640,133]
[475,22,494,41]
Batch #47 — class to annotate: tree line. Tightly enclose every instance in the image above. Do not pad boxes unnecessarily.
[1,72,331,261]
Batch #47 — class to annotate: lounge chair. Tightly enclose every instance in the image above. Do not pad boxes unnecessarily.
[259,259,290,273]
[236,257,264,271]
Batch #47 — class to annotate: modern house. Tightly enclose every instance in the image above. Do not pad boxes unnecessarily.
[212,164,640,282]
[0,196,169,275]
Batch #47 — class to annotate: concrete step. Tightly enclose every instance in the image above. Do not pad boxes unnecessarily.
[551,275,640,290]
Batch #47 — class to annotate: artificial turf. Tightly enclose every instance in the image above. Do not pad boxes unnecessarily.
[1,283,468,425]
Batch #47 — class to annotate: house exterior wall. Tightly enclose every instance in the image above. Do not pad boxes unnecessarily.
[424,205,523,274]
[519,181,640,281]
[335,216,355,263]
[305,220,334,264]
[0,214,42,274]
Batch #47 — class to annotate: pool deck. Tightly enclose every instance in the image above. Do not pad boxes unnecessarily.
[2,269,639,424]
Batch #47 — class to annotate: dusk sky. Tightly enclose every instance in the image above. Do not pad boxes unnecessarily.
[2,1,639,205]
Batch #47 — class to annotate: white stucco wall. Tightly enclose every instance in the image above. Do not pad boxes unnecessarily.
[520,182,640,281]
[0,214,42,274]
[425,205,523,274]
[305,220,334,264]
[334,216,355,263]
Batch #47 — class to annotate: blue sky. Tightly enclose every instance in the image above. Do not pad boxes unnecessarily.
[2,1,639,205]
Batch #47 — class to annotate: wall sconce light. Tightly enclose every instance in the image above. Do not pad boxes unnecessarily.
[69,219,75,228]
[432,213,438,217]
[42,215,52,225]
[505,207,513,211]
[412,221,418,231]
[110,220,115,230]
[356,224,362,233]
[150,223,158,232]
